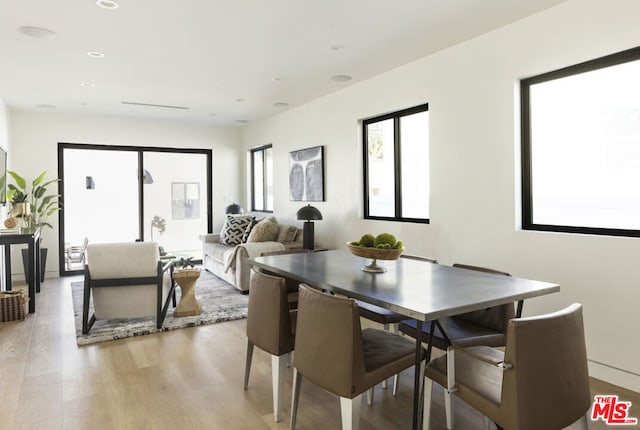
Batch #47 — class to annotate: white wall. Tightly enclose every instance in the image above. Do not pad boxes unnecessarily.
[0,97,9,221]
[9,111,243,277]
[243,0,640,391]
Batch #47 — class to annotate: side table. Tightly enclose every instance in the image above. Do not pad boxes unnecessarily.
[172,268,202,317]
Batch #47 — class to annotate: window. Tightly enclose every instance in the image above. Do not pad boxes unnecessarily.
[521,46,640,237]
[363,104,429,222]
[251,144,273,212]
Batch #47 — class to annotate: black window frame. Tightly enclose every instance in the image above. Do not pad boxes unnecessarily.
[363,103,430,223]
[250,144,273,213]
[521,46,640,237]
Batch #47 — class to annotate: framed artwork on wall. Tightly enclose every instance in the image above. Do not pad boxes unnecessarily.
[289,145,325,201]
[171,182,200,219]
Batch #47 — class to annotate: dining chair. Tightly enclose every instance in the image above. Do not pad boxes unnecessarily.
[423,303,590,430]
[395,263,514,396]
[244,269,296,423]
[357,254,437,400]
[290,284,425,430]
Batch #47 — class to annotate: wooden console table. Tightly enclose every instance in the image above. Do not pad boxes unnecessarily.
[0,228,41,313]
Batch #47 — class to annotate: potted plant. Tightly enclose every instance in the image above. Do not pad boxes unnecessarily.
[6,170,61,282]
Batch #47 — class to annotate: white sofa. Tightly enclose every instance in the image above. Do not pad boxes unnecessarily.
[200,221,303,292]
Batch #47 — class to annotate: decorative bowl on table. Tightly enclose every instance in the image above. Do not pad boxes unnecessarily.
[346,241,404,273]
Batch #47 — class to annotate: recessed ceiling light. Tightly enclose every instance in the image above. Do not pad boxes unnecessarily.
[209,113,216,117]
[235,98,244,102]
[273,102,289,108]
[36,104,56,109]
[19,26,56,39]
[81,82,96,88]
[331,75,352,82]
[330,44,344,51]
[272,76,285,82]
[236,120,249,124]
[96,0,119,9]
[88,51,104,58]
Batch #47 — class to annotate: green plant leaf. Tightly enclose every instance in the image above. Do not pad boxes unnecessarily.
[8,171,26,190]
[32,171,47,187]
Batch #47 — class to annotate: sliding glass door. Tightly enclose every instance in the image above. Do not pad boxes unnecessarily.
[58,143,212,275]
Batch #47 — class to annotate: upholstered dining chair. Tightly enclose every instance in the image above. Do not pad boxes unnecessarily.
[357,254,437,399]
[290,284,425,430]
[82,242,176,334]
[244,269,296,423]
[396,264,514,397]
[423,303,590,430]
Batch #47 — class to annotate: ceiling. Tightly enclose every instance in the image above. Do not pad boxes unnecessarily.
[0,0,565,126]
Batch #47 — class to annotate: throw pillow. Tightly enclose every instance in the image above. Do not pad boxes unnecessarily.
[241,218,260,243]
[247,218,279,243]
[276,224,298,242]
[220,215,254,246]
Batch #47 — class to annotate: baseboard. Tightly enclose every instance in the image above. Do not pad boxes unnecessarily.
[589,360,640,393]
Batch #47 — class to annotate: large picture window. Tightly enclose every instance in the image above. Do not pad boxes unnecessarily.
[251,144,273,212]
[521,46,640,236]
[363,104,429,223]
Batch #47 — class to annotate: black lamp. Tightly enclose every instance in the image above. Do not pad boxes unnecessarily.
[296,204,323,250]
[225,202,243,214]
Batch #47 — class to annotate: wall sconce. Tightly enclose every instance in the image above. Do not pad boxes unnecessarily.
[86,176,95,190]
[296,204,323,250]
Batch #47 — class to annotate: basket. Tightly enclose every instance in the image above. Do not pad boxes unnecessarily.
[0,289,29,323]
[346,242,404,273]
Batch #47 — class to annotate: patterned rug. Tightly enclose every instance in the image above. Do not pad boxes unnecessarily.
[71,270,248,346]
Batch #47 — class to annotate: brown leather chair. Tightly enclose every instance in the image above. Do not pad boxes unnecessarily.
[396,264,514,395]
[423,303,590,430]
[357,254,437,399]
[398,264,514,350]
[290,284,425,430]
[243,269,296,423]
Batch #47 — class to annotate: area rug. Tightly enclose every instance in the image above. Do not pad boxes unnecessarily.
[71,270,248,346]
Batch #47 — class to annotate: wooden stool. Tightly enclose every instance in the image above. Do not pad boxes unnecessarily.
[172,268,202,317]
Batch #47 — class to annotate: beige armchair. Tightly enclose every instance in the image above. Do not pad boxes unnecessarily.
[82,242,176,334]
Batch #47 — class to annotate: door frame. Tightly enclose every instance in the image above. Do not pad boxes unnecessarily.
[57,142,213,276]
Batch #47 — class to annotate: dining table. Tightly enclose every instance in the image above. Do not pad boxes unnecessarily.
[249,249,560,430]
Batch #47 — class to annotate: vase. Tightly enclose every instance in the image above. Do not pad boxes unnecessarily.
[11,202,31,218]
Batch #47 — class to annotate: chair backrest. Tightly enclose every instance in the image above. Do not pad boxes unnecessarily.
[247,269,294,356]
[451,263,515,332]
[401,254,438,264]
[86,242,162,320]
[87,242,160,279]
[294,284,364,398]
[501,303,590,430]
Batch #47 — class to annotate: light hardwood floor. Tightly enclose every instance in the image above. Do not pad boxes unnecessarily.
[0,276,638,430]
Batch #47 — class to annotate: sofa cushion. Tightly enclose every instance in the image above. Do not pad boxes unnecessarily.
[241,218,260,243]
[220,215,254,246]
[247,218,279,242]
[277,224,298,242]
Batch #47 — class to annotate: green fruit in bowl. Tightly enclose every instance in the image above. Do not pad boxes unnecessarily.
[394,240,404,250]
[373,233,397,248]
[359,234,375,247]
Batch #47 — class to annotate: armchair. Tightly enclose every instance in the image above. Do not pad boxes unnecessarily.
[82,242,176,334]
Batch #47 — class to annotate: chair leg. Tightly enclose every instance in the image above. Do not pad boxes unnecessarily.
[243,341,254,390]
[272,353,289,422]
[445,347,456,430]
[392,373,399,396]
[290,368,302,430]
[367,388,373,406]
[340,395,362,430]
[423,378,433,430]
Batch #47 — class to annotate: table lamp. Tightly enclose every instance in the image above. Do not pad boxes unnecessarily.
[296,204,322,250]
[225,203,243,214]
